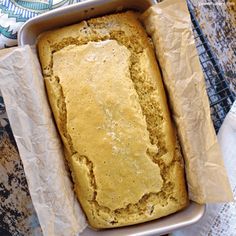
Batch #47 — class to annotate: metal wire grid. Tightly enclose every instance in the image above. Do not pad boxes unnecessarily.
[187,2,235,132]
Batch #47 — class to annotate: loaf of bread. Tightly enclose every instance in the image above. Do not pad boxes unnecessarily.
[38,11,188,229]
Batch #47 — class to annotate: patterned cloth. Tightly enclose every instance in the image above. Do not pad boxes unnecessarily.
[0,0,79,48]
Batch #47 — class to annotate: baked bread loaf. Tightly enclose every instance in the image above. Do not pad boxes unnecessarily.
[38,11,188,229]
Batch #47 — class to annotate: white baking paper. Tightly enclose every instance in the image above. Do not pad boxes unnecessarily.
[142,0,233,203]
[0,46,87,236]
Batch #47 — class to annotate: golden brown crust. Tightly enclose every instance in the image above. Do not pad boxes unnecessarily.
[38,11,188,229]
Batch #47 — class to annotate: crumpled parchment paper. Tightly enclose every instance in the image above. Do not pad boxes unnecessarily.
[142,0,233,203]
[0,46,87,236]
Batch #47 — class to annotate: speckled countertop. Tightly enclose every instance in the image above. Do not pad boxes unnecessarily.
[0,1,235,235]
[190,0,236,94]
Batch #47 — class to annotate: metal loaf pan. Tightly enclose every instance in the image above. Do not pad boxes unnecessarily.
[18,0,205,235]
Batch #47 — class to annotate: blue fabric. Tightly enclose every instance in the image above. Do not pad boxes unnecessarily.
[0,0,78,48]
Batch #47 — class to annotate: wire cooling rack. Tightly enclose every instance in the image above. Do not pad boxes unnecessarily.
[187,1,235,132]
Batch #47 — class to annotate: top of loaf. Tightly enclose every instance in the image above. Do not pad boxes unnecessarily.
[38,11,188,228]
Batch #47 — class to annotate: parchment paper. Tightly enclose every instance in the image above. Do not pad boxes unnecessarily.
[0,46,87,236]
[142,0,233,203]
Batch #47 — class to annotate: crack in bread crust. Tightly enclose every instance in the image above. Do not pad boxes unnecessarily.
[51,38,176,220]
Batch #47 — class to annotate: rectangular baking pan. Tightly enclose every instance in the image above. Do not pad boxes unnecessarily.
[18,0,205,235]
